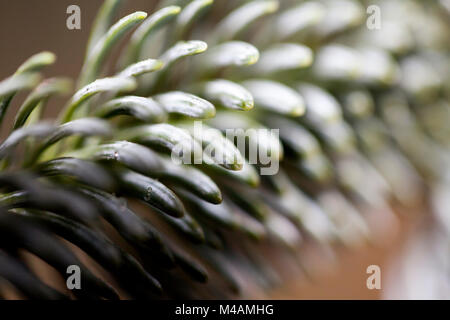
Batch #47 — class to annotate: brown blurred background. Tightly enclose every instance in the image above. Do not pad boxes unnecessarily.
[0,0,154,137]
[0,0,423,299]
[0,0,157,79]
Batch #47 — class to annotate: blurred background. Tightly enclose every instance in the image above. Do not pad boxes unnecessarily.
[0,0,449,299]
